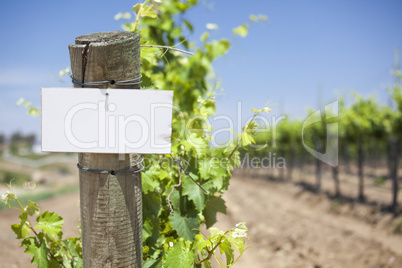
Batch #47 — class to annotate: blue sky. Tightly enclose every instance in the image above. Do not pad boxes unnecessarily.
[0,0,401,139]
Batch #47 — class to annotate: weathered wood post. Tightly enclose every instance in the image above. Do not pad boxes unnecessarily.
[68,31,142,267]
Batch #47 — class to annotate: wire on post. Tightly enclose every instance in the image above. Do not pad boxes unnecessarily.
[77,156,144,175]
[70,74,142,87]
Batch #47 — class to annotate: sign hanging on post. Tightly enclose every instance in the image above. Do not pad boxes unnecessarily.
[41,88,173,154]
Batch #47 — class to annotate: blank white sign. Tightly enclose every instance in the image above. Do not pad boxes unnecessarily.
[41,88,173,154]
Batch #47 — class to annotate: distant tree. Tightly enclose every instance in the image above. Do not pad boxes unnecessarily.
[343,94,382,201]
[390,73,402,213]
[0,134,5,145]
[25,134,36,148]
[10,132,22,143]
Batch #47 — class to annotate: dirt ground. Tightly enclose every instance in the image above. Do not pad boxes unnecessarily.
[1,168,402,267]
[213,171,402,268]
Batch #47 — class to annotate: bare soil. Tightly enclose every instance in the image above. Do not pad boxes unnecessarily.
[0,167,401,267]
[212,170,402,268]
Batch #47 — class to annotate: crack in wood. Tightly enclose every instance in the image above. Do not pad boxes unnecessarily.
[81,43,90,87]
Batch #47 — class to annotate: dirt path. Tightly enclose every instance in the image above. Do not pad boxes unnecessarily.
[1,174,401,267]
[213,174,402,268]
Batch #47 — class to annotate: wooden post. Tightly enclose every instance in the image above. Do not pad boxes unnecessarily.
[68,31,142,267]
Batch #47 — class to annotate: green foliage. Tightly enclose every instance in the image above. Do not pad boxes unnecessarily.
[374,176,387,186]
[114,0,267,266]
[35,211,64,240]
[250,14,268,22]
[161,223,250,267]
[169,210,200,240]
[0,169,30,187]
[330,200,341,213]
[391,81,402,138]
[233,13,267,38]
[395,220,402,234]
[2,185,82,267]
[343,93,383,142]
[9,1,268,266]
[16,98,40,117]
[233,24,248,38]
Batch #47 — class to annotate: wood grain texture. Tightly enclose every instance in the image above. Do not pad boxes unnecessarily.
[69,31,142,267]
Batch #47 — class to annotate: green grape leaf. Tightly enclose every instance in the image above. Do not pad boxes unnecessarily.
[28,107,40,117]
[114,12,131,21]
[166,185,181,211]
[211,175,224,190]
[185,133,209,155]
[169,210,200,240]
[250,14,258,21]
[49,258,62,268]
[209,227,225,243]
[230,150,241,168]
[34,211,63,240]
[207,39,230,59]
[68,237,82,256]
[263,106,272,113]
[223,143,237,155]
[194,233,212,252]
[141,50,158,65]
[11,222,31,239]
[143,258,162,268]
[218,238,234,265]
[21,234,50,267]
[182,174,206,210]
[143,192,161,219]
[66,237,83,267]
[184,19,194,32]
[210,162,230,189]
[241,132,254,146]
[11,211,30,239]
[143,192,161,244]
[26,200,40,216]
[164,238,193,267]
[132,4,142,14]
[198,159,210,179]
[140,5,157,18]
[143,219,153,242]
[233,222,248,237]
[229,236,245,254]
[200,32,209,42]
[142,171,160,194]
[203,260,212,268]
[170,27,182,38]
[203,196,226,228]
[233,24,248,37]
[2,191,16,202]
[133,4,157,18]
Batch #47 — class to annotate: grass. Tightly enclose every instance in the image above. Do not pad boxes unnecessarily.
[395,220,402,234]
[0,169,30,187]
[40,163,72,174]
[12,152,51,161]
[0,184,79,211]
[374,176,387,186]
[330,200,341,213]
[10,151,74,161]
